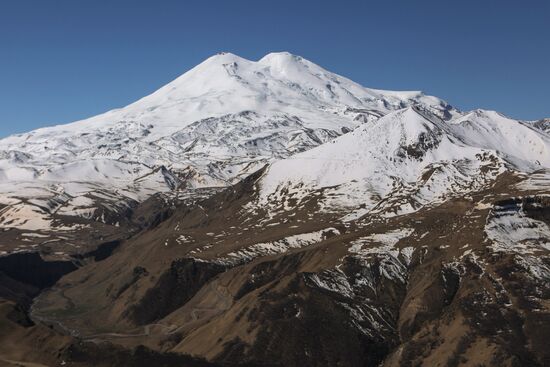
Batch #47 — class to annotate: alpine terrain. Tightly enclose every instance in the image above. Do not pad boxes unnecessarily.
[0,52,549,367]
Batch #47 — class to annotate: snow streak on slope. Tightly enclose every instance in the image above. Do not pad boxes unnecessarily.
[220,227,341,265]
[485,197,550,254]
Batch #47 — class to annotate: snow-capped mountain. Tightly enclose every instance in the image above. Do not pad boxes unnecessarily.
[0,51,547,241]
[0,52,456,233]
[0,52,455,176]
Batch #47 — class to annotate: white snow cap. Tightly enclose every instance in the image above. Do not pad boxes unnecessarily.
[0,51,452,143]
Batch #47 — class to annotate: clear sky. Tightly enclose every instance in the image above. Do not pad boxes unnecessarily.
[0,0,549,137]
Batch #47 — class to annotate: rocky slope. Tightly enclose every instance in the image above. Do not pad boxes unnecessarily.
[0,52,549,366]
[532,118,550,134]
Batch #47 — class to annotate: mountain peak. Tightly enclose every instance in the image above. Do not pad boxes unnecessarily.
[258,51,304,64]
[204,51,250,64]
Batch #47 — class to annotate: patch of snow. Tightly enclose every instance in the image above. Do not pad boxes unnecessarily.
[222,227,341,263]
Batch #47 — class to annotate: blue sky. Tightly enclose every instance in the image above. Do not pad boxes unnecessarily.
[0,0,549,137]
